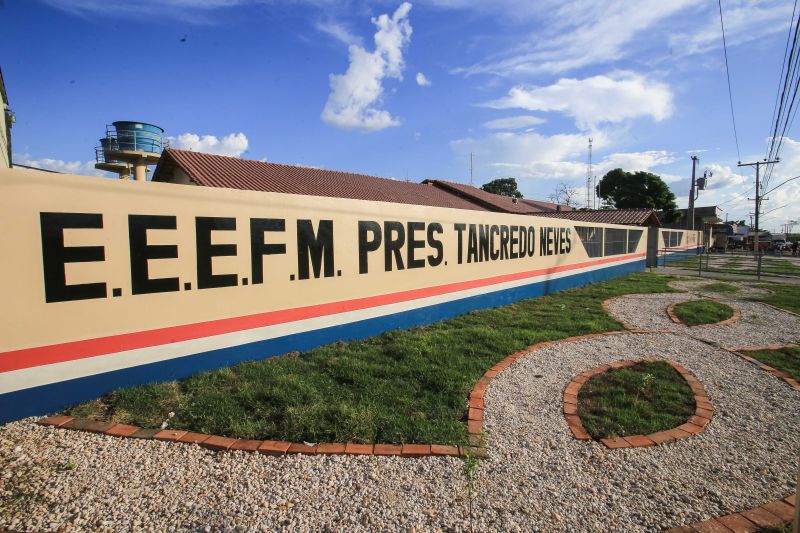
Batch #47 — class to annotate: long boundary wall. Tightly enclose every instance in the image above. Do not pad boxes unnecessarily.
[1,169,651,422]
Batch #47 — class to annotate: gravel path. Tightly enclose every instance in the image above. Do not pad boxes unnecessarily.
[2,291,799,531]
[605,292,800,349]
[668,279,773,298]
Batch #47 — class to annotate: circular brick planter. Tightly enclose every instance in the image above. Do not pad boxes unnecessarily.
[666,300,741,327]
[563,359,713,449]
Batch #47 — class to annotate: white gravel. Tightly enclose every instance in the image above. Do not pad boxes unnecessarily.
[605,292,800,349]
[668,279,773,298]
[2,287,799,532]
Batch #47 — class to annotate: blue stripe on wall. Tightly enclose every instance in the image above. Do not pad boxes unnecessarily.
[0,259,645,423]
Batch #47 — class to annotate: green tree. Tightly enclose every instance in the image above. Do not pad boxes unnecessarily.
[481,177,523,198]
[596,168,679,222]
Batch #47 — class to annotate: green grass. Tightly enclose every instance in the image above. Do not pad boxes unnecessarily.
[700,282,740,294]
[672,299,735,326]
[740,346,800,382]
[65,272,676,445]
[750,283,800,315]
[577,361,696,439]
[670,256,800,278]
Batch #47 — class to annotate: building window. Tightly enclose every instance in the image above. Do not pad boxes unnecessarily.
[575,226,604,258]
[628,229,643,253]
[604,228,627,256]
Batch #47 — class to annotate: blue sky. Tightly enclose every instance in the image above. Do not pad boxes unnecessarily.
[3,0,799,231]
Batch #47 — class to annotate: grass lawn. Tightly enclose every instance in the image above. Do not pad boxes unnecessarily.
[672,300,735,326]
[701,282,740,294]
[66,272,676,445]
[577,361,695,439]
[750,283,800,315]
[739,346,800,382]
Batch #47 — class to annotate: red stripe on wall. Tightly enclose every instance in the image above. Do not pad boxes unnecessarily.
[0,253,645,373]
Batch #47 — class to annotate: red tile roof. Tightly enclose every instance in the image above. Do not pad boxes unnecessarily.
[153,149,489,212]
[423,180,570,214]
[534,208,661,226]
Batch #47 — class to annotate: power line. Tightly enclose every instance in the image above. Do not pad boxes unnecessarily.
[763,5,800,190]
[718,0,741,162]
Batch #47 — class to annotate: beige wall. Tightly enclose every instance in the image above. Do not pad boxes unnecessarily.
[0,168,650,352]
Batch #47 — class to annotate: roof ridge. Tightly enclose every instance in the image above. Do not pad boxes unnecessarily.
[166,148,403,185]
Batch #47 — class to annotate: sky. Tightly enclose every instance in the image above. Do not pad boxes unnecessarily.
[2,0,799,232]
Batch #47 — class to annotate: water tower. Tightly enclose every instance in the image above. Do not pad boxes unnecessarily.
[95,121,168,181]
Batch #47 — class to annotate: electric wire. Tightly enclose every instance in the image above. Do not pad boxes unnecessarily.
[718,0,741,162]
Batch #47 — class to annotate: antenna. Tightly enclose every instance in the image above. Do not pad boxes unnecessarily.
[586,138,593,208]
[470,152,473,186]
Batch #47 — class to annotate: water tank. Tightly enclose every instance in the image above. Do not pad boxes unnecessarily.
[113,121,164,153]
[99,137,121,163]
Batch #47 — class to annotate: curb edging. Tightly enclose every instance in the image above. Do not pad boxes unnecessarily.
[666,300,742,328]
[563,359,713,448]
[665,492,796,532]
[731,344,800,392]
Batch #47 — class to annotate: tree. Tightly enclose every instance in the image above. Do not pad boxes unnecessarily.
[596,168,679,222]
[481,177,523,198]
[548,181,580,208]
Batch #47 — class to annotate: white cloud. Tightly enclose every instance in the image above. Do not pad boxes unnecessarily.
[321,3,413,131]
[167,132,249,157]
[315,20,362,47]
[483,115,545,130]
[453,0,700,76]
[670,0,793,56]
[13,153,110,177]
[485,72,673,129]
[415,72,431,86]
[451,130,607,181]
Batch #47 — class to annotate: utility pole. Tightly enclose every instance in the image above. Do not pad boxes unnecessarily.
[739,158,779,277]
[586,138,593,209]
[687,156,699,230]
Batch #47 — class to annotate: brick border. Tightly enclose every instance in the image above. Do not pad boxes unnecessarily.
[666,492,796,532]
[732,344,800,392]
[37,331,632,460]
[563,359,713,449]
[666,300,742,327]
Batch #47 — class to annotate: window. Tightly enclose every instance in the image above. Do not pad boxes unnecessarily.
[628,230,643,253]
[575,226,604,258]
[604,228,627,256]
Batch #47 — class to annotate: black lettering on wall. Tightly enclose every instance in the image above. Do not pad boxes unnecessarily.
[547,227,555,256]
[384,221,405,271]
[527,227,536,257]
[426,223,444,266]
[129,215,178,295]
[467,224,478,264]
[509,225,519,259]
[490,225,500,260]
[251,218,286,284]
[454,223,466,264]
[297,220,334,280]
[358,221,382,274]
[407,222,426,269]
[478,224,490,262]
[519,225,528,257]
[500,225,509,260]
[196,216,238,289]
[558,227,567,254]
[539,227,547,256]
[565,228,572,253]
[40,212,107,303]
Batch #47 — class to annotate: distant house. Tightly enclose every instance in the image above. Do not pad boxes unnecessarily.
[0,67,12,169]
[152,149,573,214]
[534,208,661,227]
[658,206,722,230]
